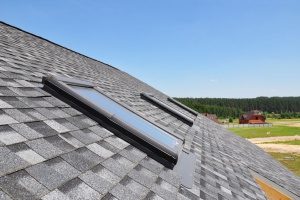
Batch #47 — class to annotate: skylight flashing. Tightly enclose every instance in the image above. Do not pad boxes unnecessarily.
[42,75,181,168]
[167,97,198,116]
[141,93,194,126]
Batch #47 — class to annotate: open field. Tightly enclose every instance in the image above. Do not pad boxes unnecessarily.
[267,118,300,127]
[229,126,300,139]
[264,140,300,145]
[249,136,300,144]
[255,143,300,154]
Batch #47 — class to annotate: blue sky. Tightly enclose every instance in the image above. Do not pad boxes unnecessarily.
[1,0,299,98]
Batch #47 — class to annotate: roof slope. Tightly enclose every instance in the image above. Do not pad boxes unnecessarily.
[0,22,299,200]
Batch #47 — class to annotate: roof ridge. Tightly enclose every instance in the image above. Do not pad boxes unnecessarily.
[0,21,120,71]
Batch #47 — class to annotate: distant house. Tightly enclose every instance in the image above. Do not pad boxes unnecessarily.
[203,113,220,123]
[239,110,266,124]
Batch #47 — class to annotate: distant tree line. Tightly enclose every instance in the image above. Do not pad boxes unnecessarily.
[175,96,300,119]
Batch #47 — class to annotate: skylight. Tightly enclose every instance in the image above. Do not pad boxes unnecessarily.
[167,97,198,116]
[141,93,194,125]
[42,75,181,168]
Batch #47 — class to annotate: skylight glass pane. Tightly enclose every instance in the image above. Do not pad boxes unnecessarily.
[70,86,179,149]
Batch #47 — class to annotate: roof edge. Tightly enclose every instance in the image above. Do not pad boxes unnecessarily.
[0,21,121,71]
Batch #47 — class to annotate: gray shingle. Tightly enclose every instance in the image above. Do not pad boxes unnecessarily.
[144,192,164,200]
[26,121,59,137]
[55,118,79,131]
[26,138,63,159]
[119,176,150,198]
[15,79,35,87]
[101,193,119,200]
[88,125,113,138]
[151,178,178,200]
[110,183,142,200]
[102,154,136,178]
[69,129,102,145]
[96,140,120,154]
[42,189,71,200]
[140,157,164,175]
[43,96,68,107]
[58,178,103,200]
[104,136,129,149]
[178,187,199,200]
[0,170,49,200]
[92,164,121,184]
[26,157,80,190]
[0,190,12,200]
[128,165,158,188]
[0,111,18,125]
[0,87,18,96]
[2,97,28,108]
[79,169,118,195]
[62,107,82,116]
[0,98,13,108]
[29,97,54,107]
[119,145,147,163]
[23,108,47,121]
[60,147,103,172]
[44,119,70,133]
[35,108,58,119]
[66,116,93,129]
[0,125,26,145]
[0,147,29,176]
[8,142,45,165]
[4,108,33,122]
[87,142,114,159]
[158,168,180,187]
[9,123,43,140]
[59,133,84,148]
[44,135,75,153]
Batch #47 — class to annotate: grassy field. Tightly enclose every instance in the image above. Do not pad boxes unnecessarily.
[263,140,300,145]
[269,152,300,176]
[229,126,300,139]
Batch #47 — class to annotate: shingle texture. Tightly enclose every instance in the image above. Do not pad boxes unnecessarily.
[0,21,299,200]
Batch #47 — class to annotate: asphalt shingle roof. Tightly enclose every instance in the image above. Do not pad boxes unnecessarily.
[0,21,299,200]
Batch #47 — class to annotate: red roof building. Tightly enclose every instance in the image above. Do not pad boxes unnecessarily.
[239,110,266,124]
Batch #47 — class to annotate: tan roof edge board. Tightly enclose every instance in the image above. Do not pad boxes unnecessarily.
[250,170,298,200]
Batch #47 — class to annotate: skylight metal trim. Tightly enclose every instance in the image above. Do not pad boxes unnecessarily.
[167,97,198,116]
[141,93,194,126]
[42,75,181,168]
[175,150,196,189]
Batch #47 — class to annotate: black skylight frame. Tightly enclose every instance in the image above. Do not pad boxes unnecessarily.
[167,97,198,116]
[42,75,181,168]
[141,93,194,126]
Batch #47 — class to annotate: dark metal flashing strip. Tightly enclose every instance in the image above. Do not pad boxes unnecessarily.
[167,97,198,116]
[141,93,194,126]
[42,76,178,168]
[175,150,196,189]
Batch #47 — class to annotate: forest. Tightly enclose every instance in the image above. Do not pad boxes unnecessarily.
[175,96,300,119]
